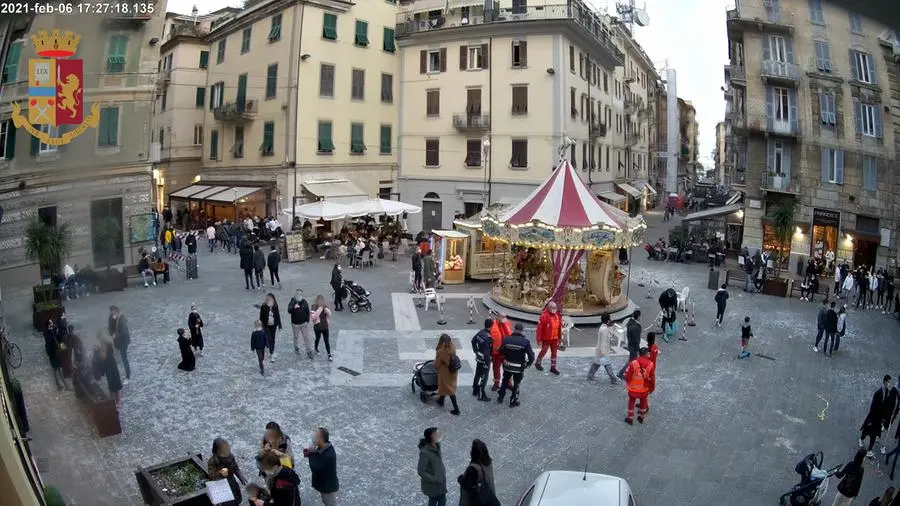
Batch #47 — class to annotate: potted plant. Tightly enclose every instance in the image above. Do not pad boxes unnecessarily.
[43,485,66,506]
[135,454,213,506]
[93,216,127,292]
[764,201,795,297]
[24,218,72,330]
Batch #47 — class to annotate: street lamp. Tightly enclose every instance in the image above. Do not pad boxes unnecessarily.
[482,138,491,206]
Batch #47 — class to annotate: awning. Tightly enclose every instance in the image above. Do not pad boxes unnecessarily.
[303,179,367,204]
[683,203,744,222]
[644,183,658,196]
[169,184,211,198]
[597,192,626,204]
[725,192,742,206]
[187,186,231,200]
[617,183,642,198]
[204,186,264,203]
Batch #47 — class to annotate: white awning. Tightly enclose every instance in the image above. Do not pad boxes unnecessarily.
[725,192,742,205]
[169,184,211,198]
[597,192,626,204]
[617,183,643,198]
[683,203,743,222]
[188,186,232,200]
[204,186,264,203]
[644,183,658,196]
[303,179,367,204]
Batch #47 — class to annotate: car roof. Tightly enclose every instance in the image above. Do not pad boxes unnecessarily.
[535,471,628,506]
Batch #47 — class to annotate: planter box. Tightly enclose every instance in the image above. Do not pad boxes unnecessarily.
[72,370,121,437]
[95,270,127,293]
[32,303,63,331]
[763,278,791,298]
[135,454,212,506]
[33,285,61,304]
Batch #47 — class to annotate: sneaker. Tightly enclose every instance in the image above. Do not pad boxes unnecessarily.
[509,401,520,408]
[813,346,819,352]
[549,368,560,375]
[199,350,203,357]
[449,409,460,416]
[294,348,300,355]
[153,281,157,286]
[270,353,276,362]
[534,363,544,372]
[479,395,492,402]
[637,416,644,424]
[316,350,321,355]
[144,282,149,287]
[328,354,333,361]
[496,396,504,404]
[307,352,314,359]
[882,446,888,455]
[122,379,130,386]
[587,375,596,381]
[609,378,619,385]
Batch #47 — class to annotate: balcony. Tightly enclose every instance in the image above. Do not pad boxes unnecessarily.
[625,133,639,146]
[725,64,746,84]
[726,4,794,37]
[761,60,801,85]
[762,173,801,194]
[156,70,171,90]
[589,123,607,139]
[453,113,490,132]
[213,101,257,123]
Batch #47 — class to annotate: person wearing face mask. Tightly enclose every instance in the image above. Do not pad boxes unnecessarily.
[259,294,282,362]
[330,263,344,311]
[188,304,204,357]
[254,450,302,506]
[303,427,339,505]
[288,289,312,358]
[417,427,447,506]
[207,438,246,506]
[534,301,562,375]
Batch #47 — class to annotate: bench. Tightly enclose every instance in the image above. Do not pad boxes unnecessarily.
[790,281,830,301]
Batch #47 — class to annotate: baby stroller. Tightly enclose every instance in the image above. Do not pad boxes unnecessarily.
[342,280,372,313]
[411,360,438,403]
[778,452,841,506]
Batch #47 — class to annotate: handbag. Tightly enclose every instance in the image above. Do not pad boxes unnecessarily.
[472,464,500,506]
[449,354,462,372]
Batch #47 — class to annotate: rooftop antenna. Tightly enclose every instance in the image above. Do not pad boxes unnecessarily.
[616,0,650,31]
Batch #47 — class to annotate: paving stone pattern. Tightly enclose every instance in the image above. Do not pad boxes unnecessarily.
[3,211,900,505]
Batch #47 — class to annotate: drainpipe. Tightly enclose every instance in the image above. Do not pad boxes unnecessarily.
[487,37,493,206]
[587,60,592,188]
[288,1,305,225]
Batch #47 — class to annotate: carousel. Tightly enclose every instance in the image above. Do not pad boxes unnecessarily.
[482,158,646,322]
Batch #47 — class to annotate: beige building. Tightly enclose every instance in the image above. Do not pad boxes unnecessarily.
[0,12,163,284]
[724,0,897,268]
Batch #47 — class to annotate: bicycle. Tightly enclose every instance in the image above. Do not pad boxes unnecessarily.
[1,328,22,369]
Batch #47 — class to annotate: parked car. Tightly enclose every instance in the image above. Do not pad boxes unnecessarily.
[516,471,635,506]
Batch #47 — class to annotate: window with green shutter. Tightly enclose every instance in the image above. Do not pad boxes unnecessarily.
[269,14,282,42]
[383,28,395,53]
[262,121,275,156]
[355,21,369,47]
[317,121,334,153]
[0,120,15,160]
[379,125,392,154]
[241,28,252,53]
[217,39,226,64]
[195,87,206,107]
[2,40,23,83]
[266,64,278,99]
[350,123,365,153]
[98,106,119,147]
[106,35,128,73]
[236,74,248,107]
[323,13,338,40]
[199,50,209,69]
[210,129,218,160]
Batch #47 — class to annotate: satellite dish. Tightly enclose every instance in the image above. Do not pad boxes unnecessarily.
[634,8,650,27]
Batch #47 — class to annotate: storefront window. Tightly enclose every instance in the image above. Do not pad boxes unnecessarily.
[811,208,841,255]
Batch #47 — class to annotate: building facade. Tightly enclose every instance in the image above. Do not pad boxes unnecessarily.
[714,120,726,185]
[724,0,897,269]
[0,12,163,285]
[677,98,698,192]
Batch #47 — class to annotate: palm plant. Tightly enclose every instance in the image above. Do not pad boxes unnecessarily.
[769,200,796,277]
[24,218,73,281]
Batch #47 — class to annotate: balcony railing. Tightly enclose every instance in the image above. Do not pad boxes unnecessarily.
[625,133,639,146]
[726,4,794,31]
[453,113,490,132]
[763,173,801,194]
[589,123,607,138]
[213,101,257,122]
[728,64,746,82]
[761,60,801,82]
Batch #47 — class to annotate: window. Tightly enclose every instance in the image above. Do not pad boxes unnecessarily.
[160,90,167,110]
[38,206,57,228]
[236,74,247,106]
[581,144,587,171]
[511,139,528,168]
[421,49,446,73]
[98,106,119,147]
[195,87,206,107]
[426,90,440,116]
[569,45,575,73]
[317,121,334,153]
[854,99,883,138]
[354,20,369,47]
[381,73,393,103]
[351,69,365,100]
[269,14,283,42]
[579,53,585,79]
[465,139,481,167]
[323,13,338,40]
[511,85,528,115]
[350,123,365,154]
[210,82,224,109]
[820,147,844,184]
[319,64,335,97]
[603,72,608,93]
[261,122,275,156]
[241,27,252,53]
[767,35,788,62]
[90,198,124,266]
[819,92,836,126]
[849,13,863,34]
[34,124,58,154]
[814,41,832,72]
[158,128,164,148]
[511,0,526,14]
[570,144,577,169]
[383,27,395,52]
[769,139,785,175]
[462,45,485,70]
[425,139,440,166]
[233,126,244,158]
[862,155,877,190]
[209,129,219,160]
[808,0,824,24]
[0,120,11,159]
[773,87,790,122]
[850,50,876,84]
[266,64,278,99]
[199,50,209,69]
[379,125,392,154]
[193,124,203,145]
[216,39,226,64]
[511,40,527,67]
[1,40,23,83]
[570,87,576,118]
[106,35,128,73]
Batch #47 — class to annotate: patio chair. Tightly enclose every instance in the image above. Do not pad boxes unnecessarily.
[676,287,690,312]
[360,250,372,269]
[351,250,362,269]
[423,288,439,311]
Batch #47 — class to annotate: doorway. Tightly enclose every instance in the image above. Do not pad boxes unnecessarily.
[853,238,878,269]
[422,193,442,232]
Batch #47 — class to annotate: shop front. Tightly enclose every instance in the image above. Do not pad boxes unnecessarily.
[616,183,643,216]
[597,192,627,211]
[430,230,469,284]
[811,208,841,259]
[168,184,271,227]
[851,215,881,268]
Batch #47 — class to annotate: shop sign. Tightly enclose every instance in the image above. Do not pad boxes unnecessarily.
[812,208,840,227]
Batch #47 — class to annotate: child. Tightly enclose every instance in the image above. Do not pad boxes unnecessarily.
[739,316,753,359]
[246,483,270,505]
[647,332,660,367]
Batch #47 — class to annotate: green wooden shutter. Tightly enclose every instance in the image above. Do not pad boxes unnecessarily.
[195,87,206,107]
[4,122,15,159]
[262,122,274,155]
[350,123,364,153]
[236,74,247,107]
[379,125,391,154]
[210,130,218,159]
[323,14,337,40]
[2,40,23,83]
[355,21,369,46]
[102,107,119,146]
[30,129,40,156]
[269,15,282,41]
[383,28,395,52]
[317,122,334,153]
[98,108,109,146]
[106,35,127,73]
[266,64,277,99]
[199,51,209,68]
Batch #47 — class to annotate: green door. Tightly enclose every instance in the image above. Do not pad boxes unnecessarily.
[236,74,247,109]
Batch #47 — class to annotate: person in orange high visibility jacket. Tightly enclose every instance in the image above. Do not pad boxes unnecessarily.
[489,313,512,390]
[535,301,562,375]
[624,347,656,425]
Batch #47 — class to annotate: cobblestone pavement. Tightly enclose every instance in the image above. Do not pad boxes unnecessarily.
[4,210,900,505]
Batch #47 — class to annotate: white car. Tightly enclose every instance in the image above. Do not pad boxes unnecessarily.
[515,471,636,506]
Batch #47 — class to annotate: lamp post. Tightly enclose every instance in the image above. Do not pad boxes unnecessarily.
[482,138,491,207]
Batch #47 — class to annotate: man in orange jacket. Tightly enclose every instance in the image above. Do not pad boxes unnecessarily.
[623,347,656,425]
[535,301,562,375]
[489,312,512,390]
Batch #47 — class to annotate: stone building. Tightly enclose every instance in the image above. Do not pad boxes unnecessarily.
[677,98,699,192]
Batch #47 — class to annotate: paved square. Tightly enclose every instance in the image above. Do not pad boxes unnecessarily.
[4,212,900,505]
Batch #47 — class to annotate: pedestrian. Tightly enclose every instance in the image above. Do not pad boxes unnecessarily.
[471,318,494,401]
[832,449,866,506]
[207,438,246,506]
[434,333,461,415]
[617,310,642,379]
[412,252,423,292]
[647,332,660,367]
[623,347,656,425]
[43,319,66,390]
[823,301,839,357]
[835,304,847,353]
[303,427,339,506]
[92,336,123,407]
[185,231,197,256]
[457,439,498,506]
[259,421,293,469]
[253,245,266,289]
[250,320,267,375]
[417,427,447,506]
[714,283,729,327]
[843,271,856,301]
[330,263,344,311]
[739,316,753,359]
[534,301,562,375]
[884,275,895,315]
[860,376,897,457]
[423,250,436,288]
[885,422,900,480]
[867,487,895,506]
[311,295,333,361]
[489,312,511,391]
[176,328,195,371]
[253,450,302,506]
[496,322,535,408]
[813,299,828,352]
[188,304,204,356]
[287,289,312,358]
[259,293,282,362]
[108,305,131,384]
[240,243,255,290]
[587,314,618,384]
[206,223,216,253]
[267,245,281,289]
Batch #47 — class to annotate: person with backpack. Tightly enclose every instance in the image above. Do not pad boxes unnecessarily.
[833,449,866,505]
[457,439,499,506]
[254,450,302,506]
[253,245,267,290]
[434,333,461,415]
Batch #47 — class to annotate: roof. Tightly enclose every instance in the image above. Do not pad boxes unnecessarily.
[683,203,743,222]
[617,183,642,198]
[167,184,265,202]
[597,192,626,204]
[432,230,469,239]
[534,471,627,506]
[502,159,627,229]
[302,179,367,204]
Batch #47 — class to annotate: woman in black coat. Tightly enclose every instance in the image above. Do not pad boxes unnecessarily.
[92,337,123,407]
[44,320,65,390]
[177,329,195,371]
[259,293,282,361]
[330,263,344,311]
[240,244,255,290]
[188,304,204,355]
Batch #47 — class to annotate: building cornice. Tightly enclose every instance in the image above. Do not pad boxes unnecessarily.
[613,24,658,79]
[160,34,207,52]
[205,0,354,42]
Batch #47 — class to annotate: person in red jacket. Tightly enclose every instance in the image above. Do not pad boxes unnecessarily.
[535,301,562,375]
[647,332,659,367]
[624,347,656,425]
[489,312,512,390]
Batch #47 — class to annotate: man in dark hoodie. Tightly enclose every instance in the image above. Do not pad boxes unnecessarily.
[254,450,302,506]
[822,301,839,357]
[714,283,729,327]
[812,299,828,352]
[617,310,643,379]
[253,245,267,290]
[185,231,197,256]
[267,245,282,289]
[417,427,447,506]
[303,427,339,505]
[471,318,493,402]
[240,243,256,290]
[288,289,312,358]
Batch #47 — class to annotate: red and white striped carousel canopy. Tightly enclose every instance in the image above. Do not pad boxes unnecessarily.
[501,159,628,229]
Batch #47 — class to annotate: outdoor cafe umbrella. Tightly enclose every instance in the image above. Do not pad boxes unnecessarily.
[345,198,422,217]
[283,201,353,221]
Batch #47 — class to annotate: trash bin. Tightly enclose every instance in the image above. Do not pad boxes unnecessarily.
[708,268,722,290]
